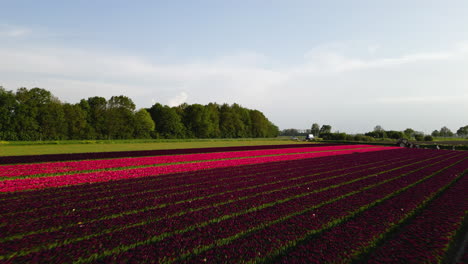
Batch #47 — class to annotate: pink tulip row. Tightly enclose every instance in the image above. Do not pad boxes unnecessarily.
[0,148,439,262]
[366,166,468,264]
[0,145,378,178]
[0,146,396,192]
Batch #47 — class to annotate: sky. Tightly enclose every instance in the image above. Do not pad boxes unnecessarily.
[1,0,467,133]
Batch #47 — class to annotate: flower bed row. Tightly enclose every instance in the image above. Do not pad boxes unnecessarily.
[366,167,467,263]
[0,145,380,178]
[0,153,402,231]
[1,150,461,262]
[0,143,338,165]
[0,150,425,243]
[271,156,467,264]
[0,146,396,192]
[0,148,413,208]
[0,148,416,223]
[160,153,467,264]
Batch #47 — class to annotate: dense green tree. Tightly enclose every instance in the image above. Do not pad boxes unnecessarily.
[250,110,270,137]
[403,128,415,139]
[148,103,185,138]
[106,96,136,139]
[439,126,454,137]
[182,104,211,138]
[431,130,440,137]
[311,123,320,137]
[38,99,66,140]
[319,125,332,136]
[14,87,54,140]
[0,87,18,140]
[219,104,245,138]
[134,109,155,138]
[87,96,108,139]
[63,103,88,139]
[456,125,468,137]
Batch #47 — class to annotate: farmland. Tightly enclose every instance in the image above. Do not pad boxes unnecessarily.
[0,144,466,263]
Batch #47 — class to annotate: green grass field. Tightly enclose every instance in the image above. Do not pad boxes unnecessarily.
[0,139,307,156]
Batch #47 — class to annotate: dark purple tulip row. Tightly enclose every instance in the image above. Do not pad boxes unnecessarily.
[0,149,424,260]
[272,156,468,263]
[54,152,462,263]
[0,149,444,262]
[0,143,331,165]
[178,153,466,264]
[365,165,468,264]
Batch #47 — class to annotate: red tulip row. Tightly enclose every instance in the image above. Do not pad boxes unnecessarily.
[0,149,430,261]
[2,151,460,263]
[365,167,468,264]
[0,145,376,178]
[0,146,396,192]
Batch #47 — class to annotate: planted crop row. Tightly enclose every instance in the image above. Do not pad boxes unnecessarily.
[0,149,418,227]
[0,150,426,243]
[0,148,412,207]
[271,156,467,264]
[154,153,467,264]
[0,143,335,165]
[0,146,396,192]
[0,145,376,178]
[2,151,462,262]
[365,166,467,264]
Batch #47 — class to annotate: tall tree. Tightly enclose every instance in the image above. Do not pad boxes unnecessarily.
[0,87,17,140]
[319,125,332,136]
[14,87,53,140]
[311,123,320,137]
[134,109,155,138]
[106,96,136,139]
[148,103,185,138]
[87,96,108,139]
[403,128,415,138]
[439,126,454,137]
[63,103,88,139]
[456,125,468,137]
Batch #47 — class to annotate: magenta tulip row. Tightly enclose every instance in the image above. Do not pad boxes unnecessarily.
[1,150,461,263]
[0,143,335,165]
[0,145,381,178]
[0,145,396,192]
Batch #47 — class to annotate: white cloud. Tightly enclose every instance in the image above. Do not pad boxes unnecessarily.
[1,41,467,133]
[167,92,188,107]
[0,24,30,37]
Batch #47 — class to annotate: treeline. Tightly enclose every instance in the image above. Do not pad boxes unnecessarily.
[281,124,468,141]
[0,87,279,141]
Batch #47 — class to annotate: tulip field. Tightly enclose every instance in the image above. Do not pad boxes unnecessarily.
[0,144,466,263]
